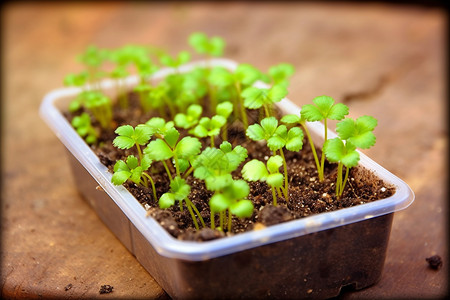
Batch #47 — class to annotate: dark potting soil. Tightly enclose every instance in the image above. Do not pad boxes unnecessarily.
[66,92,395,241]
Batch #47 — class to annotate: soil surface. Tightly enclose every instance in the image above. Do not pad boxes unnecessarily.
[66,92,395,241]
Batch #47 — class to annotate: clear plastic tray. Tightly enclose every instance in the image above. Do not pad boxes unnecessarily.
[39,58,414,261]
[40,59,415,298]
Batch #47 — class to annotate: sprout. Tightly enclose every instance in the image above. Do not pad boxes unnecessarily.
[192,141,248,192]
[241,84,288,119]
[246,117,303,200]
[208,64,262,128]
[324,115,378,198]
[216,101,233,140]
[188,32,225,58]
[242,156,284,206]
[71,113,99,144]
[174,104,203,129]
[83,91,113,129]
[159,51,191,69]
[113,124,153,163]
[282,95,349,182]
[191,115,227,148]
[267,63,295,88]
[209,179,253,232]
[111,155,157,201]
[144,127,202,179]
[159,176,205,230]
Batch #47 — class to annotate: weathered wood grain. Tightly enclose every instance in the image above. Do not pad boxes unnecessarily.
[2,2,446,299]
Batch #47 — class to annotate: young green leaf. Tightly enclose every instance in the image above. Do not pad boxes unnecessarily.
[71,112,99,144]
[268,63,295,87]
[113,125,153,150]
[189,32,225,57]
[160,51,191,68]
[301,95,349,122]
[241,160,269,181]
[174,104,203,129]
[336,115,377,149]
[324,138,360,168]
[216,101,233,119]
[241,85,288,110]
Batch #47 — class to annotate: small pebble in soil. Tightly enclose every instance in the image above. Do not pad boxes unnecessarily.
[99,285,114,294]
[64,283,72,291]
[426,255,443,270]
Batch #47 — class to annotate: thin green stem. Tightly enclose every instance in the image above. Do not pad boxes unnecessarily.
[320,119,328,180]
[276,187,284,199]
[136,144,143,163]
[219,211,224,230]
[271,187,277,206]
[183,166,194,179]
[186,198,205,228]
[341,166,350,197]
[173,153,181,178]
[210,135,215,148]
[185,199,199,230]
[143,172,158,202]
[235,82,248,129]
[210,210,215,229]
[162,161,173,182]
[279,148,289,201]
[227,208,232,233]
[336,162,343,198]
[301,123,323,181]
[263,104,270,118]
[179,199,183,212]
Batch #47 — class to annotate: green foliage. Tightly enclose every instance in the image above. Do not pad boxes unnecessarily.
[192,141,248,192]
[216,101,233,119]
[191,115,227,147]
[189,32,225,57]
[268,63,295,87]
[336,115,377,149]
[113,125,153,150]
[174,104,203,129]
[71,113,99,144]
[159,51,191,68]
[242,156,284,206]
[241,84,287,118]
[301,95,349,122]
[83,91,113,129]
[111,155,152,186]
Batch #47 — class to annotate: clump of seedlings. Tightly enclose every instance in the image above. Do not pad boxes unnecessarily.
[66,32,387,238]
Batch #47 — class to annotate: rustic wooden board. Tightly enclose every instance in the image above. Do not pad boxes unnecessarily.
[1,2,447,299]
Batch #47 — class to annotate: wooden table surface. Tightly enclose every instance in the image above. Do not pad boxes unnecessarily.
[2,2,447,299]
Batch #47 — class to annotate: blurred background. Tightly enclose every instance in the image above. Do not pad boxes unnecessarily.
[1,1,447,299]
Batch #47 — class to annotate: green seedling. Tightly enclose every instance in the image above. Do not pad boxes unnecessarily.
[174,70,208,112]
[159,176,205,230]
[242,156,284,206]
[192,141,248,192]
[147,82,173,118]
[78,45,109,90]
[267,63,295,88]
[246,117,303,200]
[144,127,202,179]
[174,104,203,129]
[71,113,99,144]
[143,117,175,137]
[282,96,349,182]
[111,155,158,201]
[208,64,261,128]
[241,84,288,119]
[216,101,233,140]
[324,115,378,198]
[192,141,248,230]
[191,115,227,148]
[209,179,253,232]
[188,32,225,58]
[159,51,191,70]
[112,124,153,163]
[83,91,113,129]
